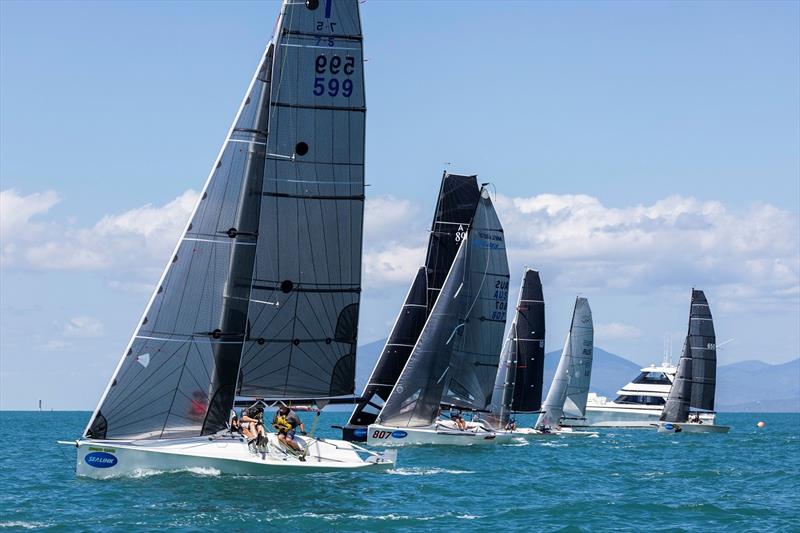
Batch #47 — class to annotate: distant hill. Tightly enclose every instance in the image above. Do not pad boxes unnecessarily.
[355,339,799,412]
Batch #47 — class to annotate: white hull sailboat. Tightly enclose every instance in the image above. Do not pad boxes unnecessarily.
[656,290,730,435]
[61,0,396,477]
[366,184,511,446]
[62,433,395,479]
[366,422,510,447]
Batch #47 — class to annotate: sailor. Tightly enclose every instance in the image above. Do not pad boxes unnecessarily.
[450,406,467,430]
[505,418,517,431]
[241,404,266,444]
[273,406,308,460]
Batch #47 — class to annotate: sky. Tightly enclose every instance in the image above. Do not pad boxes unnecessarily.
[1,0,798,410]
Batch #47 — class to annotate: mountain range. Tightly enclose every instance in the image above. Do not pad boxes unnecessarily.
[355,339,800,412]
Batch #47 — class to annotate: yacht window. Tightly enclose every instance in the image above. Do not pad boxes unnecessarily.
[631,372,672,385]
[614,395,666,405]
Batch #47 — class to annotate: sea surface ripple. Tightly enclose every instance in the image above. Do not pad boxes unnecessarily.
[0,412,797,532]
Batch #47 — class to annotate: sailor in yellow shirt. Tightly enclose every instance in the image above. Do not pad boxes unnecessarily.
[272,406,307,460]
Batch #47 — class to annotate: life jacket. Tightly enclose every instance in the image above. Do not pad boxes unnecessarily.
[274,415,293,431]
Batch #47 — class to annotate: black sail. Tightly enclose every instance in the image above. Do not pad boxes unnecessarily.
[660,339,692,422]
[343,173,479,440]
[688,289,717,411]
[510,270,546,412]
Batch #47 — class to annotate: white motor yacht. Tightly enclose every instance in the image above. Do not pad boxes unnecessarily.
[561,361,715,428]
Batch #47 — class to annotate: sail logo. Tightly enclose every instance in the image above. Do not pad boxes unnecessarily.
[391,431,408,439]
[455,225,466,243]
[85,451,118,468]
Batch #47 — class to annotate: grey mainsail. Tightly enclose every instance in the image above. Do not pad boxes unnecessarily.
[85,0,366,440]
[377,189,508,427]
[344,174,480,438]
[660,289,717,422]
[442,193,510,411]
[486,268,545,428]
[535,297,593,429]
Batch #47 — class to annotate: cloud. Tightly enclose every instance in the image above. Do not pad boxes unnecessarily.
[1,188,198,280]
[63,316,104,338]
[595,322,644,341]
[3,188,797,313]
[492,193,799,310]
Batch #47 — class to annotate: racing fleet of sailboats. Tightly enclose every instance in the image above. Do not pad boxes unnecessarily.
[61,0,733,478]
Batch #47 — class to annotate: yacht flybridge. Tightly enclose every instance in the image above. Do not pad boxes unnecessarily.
[59,0,395,477]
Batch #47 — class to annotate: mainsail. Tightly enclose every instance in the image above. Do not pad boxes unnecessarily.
[660,289,717,422]
[486,269,545,428]
[85,0,366,440]
[377,189,508,427]
[535,297,593,429]
[441,194,510,411]
[345,174,480,435]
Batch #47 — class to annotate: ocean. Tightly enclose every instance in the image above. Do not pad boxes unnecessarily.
[0,411,797,532]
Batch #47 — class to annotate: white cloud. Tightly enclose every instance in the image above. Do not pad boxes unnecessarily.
[63,316,104,338]
[1,189,198,278]
[3,188,797,313]
[595,322,644,341]
[493,193,799,310]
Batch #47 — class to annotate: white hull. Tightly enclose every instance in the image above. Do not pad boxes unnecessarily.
[62,433,396,479]
[366,421,511,446]
[562,404,716,428]
[657,422,730,434]
[505,427,598,437]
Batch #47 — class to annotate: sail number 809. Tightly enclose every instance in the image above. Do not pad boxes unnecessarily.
[313,54,355,98]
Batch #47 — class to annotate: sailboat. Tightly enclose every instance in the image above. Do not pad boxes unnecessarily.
[530,297,598,436]
[366,187,512,446]
[343,173,481,441]
[657,289,729,434]
[58,0,395,478]
[481,268,551,435]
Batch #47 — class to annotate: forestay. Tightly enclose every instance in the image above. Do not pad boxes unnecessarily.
[85,0,366,440]
[346,174,480,433]
[536,297,593,429]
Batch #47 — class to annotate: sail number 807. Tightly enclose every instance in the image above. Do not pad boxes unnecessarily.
[313,54,355,98]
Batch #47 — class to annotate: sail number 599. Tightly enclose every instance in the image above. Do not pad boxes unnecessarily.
[313,54,355,97]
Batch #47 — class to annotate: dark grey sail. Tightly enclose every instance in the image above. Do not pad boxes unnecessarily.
[441,190,510,412]
[343,173,479,440]
[485,268,545,429]
[235,0,366,400]
[378,189,507,427]
[660,339,692,422]
[85,0,366,440]
[661,288,717,422]
[688,289,717,411]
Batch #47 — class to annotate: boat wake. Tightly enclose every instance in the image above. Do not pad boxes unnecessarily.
[117,466,223,479]
[388,467,475,476]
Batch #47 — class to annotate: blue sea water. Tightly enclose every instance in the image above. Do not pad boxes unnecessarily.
[0,411,798,532]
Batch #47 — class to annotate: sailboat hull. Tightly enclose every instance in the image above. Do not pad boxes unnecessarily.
[504,427,598,437]
[61,434,396,479]
[366,423,512,446]
[656,422,730,434]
